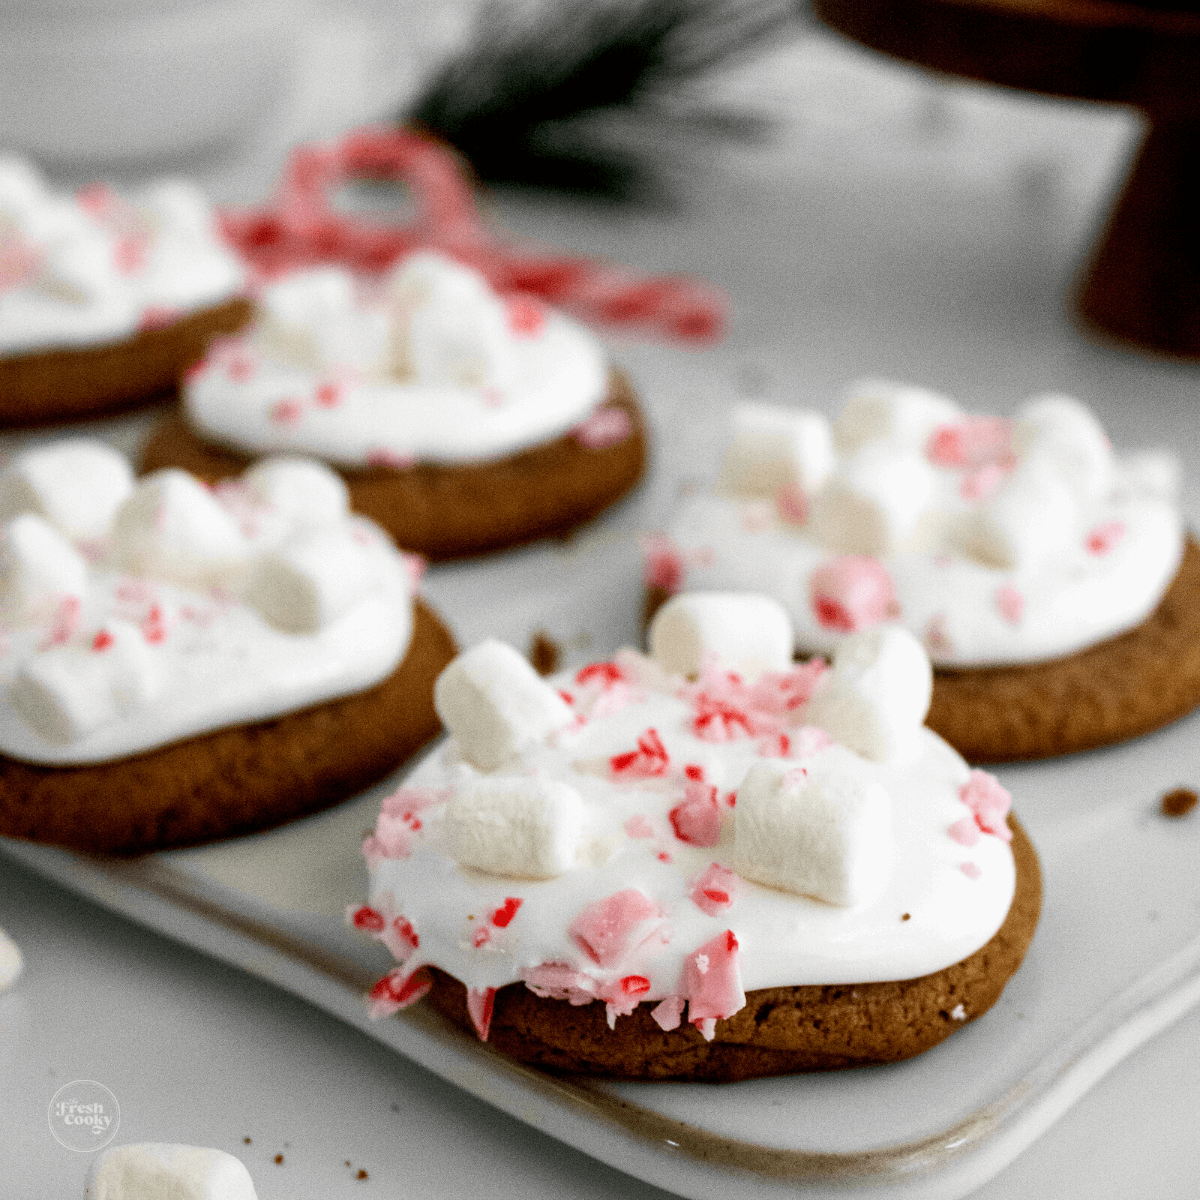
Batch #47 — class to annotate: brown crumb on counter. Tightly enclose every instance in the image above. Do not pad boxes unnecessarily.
[243,1136,251,1144]
[1161,788,1198,817]
[529,630,562,676]
[274,1154,284,1165]
[357,1168,369,1180]
[901,913,911,921]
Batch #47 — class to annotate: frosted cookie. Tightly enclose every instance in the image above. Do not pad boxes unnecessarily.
[0,441,455,855]
[350,596,1040,1080]
[0,157,251,426]
[650,382,1195,761]
[139,251,646,559]
[84,1144,257,1199]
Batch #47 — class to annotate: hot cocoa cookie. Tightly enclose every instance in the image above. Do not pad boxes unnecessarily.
[653,381,1191,761]
[353,595,1040,1081]
[0,441,455,855]
[0,159,249,426]
[140,369,647,560]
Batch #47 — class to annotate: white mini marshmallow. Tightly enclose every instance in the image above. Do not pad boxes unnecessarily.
[0,514,87,618]
[387,251,517,388]
[803,626,932,762]
[9,620,159,744]
[84,1143,258,1200]
[444,776,584,878]
[963,457,1080,571]
[1116,450,1181,501]
[138,178,218,242]
[111,469,249,586]
[648,592,794,680]
[1014,393,1114,503]
[0,440,134,540]
[0,925,22,991]
[834,379,962,456]
[435,640,574,772]
[256,268,358,372]
[716,403,835,501]
[809,446,937,556]
[241,528,377,634]
[733,756,892,906]
[0,155,45,221]
[242,457,349,531]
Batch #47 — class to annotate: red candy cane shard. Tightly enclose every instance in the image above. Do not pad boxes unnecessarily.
[467,987,496,1041]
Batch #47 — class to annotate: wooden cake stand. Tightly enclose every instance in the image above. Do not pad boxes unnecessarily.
[812,0,1200,357]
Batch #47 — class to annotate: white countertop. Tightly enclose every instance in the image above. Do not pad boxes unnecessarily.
[2,26,1200,1199]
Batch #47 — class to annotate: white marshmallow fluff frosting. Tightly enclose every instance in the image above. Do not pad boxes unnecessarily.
[0,156,245,357]
[653,381,1184,667]
[184,251,610,467]
[355,594,1017,1041]
[0,441,417,766]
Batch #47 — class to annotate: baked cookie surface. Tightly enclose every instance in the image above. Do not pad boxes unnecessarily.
[140,369,647,559]
[0,597,455,856]
[423,813,1040,1081]
[0,297,253,427]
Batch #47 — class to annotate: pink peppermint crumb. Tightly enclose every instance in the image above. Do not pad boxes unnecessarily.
[92,630,114,652]
[40,595,81,649]
[472,926,491,948]
[641,534,685,593]
[959,770,1013,841]
[669,781,722,846]
[960,862,982,880]
[995,585,1025,626]
[226,354,255,382]
[684,930,745,1031]
[774,481,808,526]
[657,851,673,863]
[690,863,741,916]
[384,917,419,961]
[269,398,303,425]
[114,235,147,275]
[142,604,167,645]
[651,996,685,1031]
[927,416,1013,469]
[576,661,626,688]
[467,987,495,1041]
[350,905,385,934]
[624,815,655,839]
[315,381,343,407]
[366,446,418,470]
[1085,520,1126,556]
[810,556,897,634]
[367,968,431,1018]
[506,294,547,337]
[947,816,980,847]
[684,763,705,781]
[138,305,181,331]
[573,404,632,449]
[610,727,670,778]
[568,889,664,969]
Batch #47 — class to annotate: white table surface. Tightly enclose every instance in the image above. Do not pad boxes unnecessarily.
[2,26,1200,1199]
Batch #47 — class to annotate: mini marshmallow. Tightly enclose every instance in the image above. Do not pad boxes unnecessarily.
[803,626,932,762]
[435,640,574,772]
[809,446,937,556]
[716,403,835,502]
[834,379,962,456]
[1014,393,1114,503]
[9,620,159,744]
[0,925,21,992]
[0,514,87,619]
[256,268,358,372]
[138,178,218,242]
[241,528,378,634]
[242,457,349,530]
[963,457,1080,571]
[386,252,517,388]
[443,776,584,878]
[83,1143,258,1200]
[0,440,133,540]
[1117,450,1181,500]
[111,469,249,586]
[733,757,892,906]
[649,592,794,681]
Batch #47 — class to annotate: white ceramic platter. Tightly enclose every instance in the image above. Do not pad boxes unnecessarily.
[5,687,1199,1200]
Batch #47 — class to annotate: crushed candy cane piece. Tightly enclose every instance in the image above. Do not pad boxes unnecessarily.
[467,987,495,1040]
[810,556,897,634]
[690,863,741,915]
[568,888,665,969]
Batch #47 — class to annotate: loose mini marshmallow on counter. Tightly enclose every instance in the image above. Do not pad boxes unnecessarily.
[662,382,1184,666]
[0,924,22,991]
[358,597,1016,1039]
[0,441,416,765]
[648,592,793,681]
[434,639,574,771]
[0,159,245,357]
[83,1143,257,1200]
[184,250,609,467]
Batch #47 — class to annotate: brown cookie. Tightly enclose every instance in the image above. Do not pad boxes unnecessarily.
[0,598,455,856]
[139,369,648,560]
[0,297,253,428]
[646,535,1200,763]
[422,814,1040,1081]
[927,535,1200,762]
